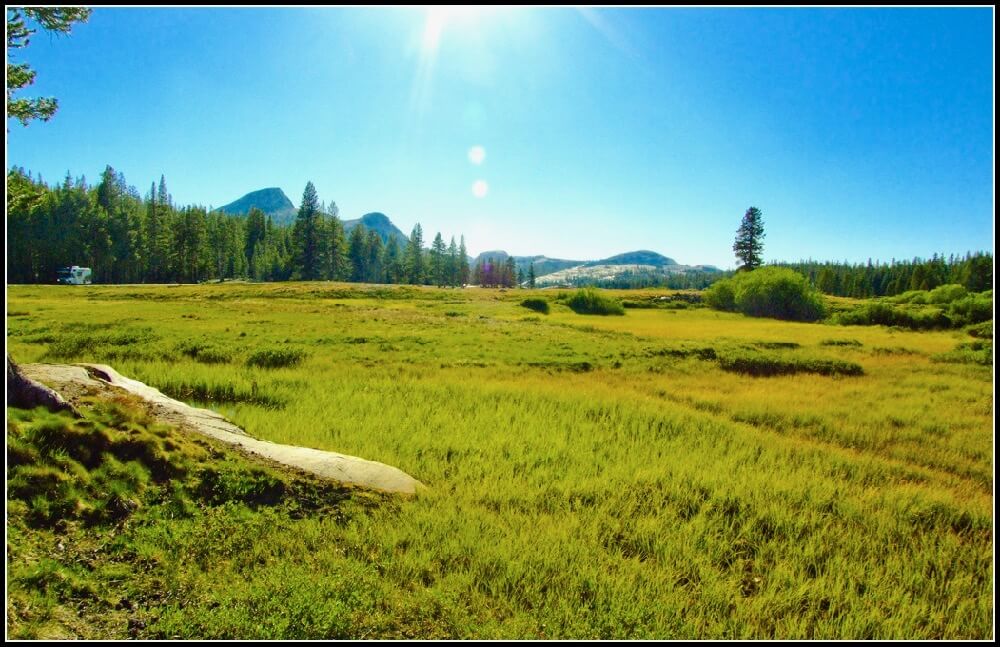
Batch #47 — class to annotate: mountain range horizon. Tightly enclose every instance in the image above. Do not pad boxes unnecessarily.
[214,186,721,277]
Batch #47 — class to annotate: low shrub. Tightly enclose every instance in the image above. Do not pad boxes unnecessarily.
[932,340,993,366]
[820,338,863,347]
[520,298,550,314]
[891,290,929,305]
[650,345,718,360]
[717,351,863,377]
[834,303,953,330]
[965,321,993,339]
[704,280,736,312]
[246,347,307,369]
[928,284,969,305]
[565,288,624,316]
[948,292,992,326]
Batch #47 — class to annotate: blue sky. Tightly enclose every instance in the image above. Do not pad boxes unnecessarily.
[6,6,994,269]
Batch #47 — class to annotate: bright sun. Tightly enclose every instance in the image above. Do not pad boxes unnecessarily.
[422,6,497,52]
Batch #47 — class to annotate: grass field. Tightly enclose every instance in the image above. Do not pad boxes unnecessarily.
[5,282,994,639]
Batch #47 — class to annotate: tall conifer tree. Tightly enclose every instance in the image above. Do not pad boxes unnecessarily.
[733,206,765,271]
[292,181,324,280]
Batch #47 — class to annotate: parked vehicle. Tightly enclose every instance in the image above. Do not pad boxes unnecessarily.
[56,266,92,285]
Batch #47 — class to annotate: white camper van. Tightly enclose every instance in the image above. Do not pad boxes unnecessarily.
[56,266,92,285]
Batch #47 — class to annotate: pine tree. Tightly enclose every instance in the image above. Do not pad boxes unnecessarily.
[446,236,459,287]
[365,230,383,283]
[504,257,517,288]
[406,223,425,284]
[382,236,402,284]
[430,232,446,286]
[458,236,470,286]
[528,262,536,289]
[473,259,484,286]
[6,7,92,125]
[144,180,170,282]
[244,207,266,278]
[733,206,765,271]
[292,181,325,280]
[327,215,348,281]
[348,224,367,282]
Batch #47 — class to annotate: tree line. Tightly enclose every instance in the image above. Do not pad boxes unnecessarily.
[549,269,729,290]
[776,254,992,298]
[6,167,472,287]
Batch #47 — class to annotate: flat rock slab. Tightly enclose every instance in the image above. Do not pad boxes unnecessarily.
[20,363,424,496]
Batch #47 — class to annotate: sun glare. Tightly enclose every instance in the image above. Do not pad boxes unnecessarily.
[421,6,498,53]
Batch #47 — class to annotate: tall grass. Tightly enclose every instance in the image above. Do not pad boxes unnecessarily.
[6,283,993,639]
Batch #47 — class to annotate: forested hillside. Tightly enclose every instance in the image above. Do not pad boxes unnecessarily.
[6,168,470,287]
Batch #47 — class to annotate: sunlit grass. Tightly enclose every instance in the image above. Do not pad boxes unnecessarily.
[6,283,993,639]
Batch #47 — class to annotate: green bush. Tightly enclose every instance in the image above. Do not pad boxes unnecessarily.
[520,298,550,314]
[705,267,826,322]
[965,321,993,339]
[834,294,993,330]
[932,340,993,366]
[565,288,624,316]
[928,284,968,304]
[704,280,736,312]
[717,351,863,377]
[948,292,992,326]
[891,290,929,305]
[820,338,863,347]
[834,303,955,330]
[246,347,307,369]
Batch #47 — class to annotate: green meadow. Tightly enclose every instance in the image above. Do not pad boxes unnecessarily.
[5,282,994,639]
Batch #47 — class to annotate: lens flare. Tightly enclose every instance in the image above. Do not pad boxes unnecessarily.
[472,180,489,198]
[468,145,486,165]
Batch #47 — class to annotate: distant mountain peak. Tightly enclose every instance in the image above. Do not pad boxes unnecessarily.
[343,212,409,246]
[586,250,677,267]
[357,212,394,228]
[215,187,296,225]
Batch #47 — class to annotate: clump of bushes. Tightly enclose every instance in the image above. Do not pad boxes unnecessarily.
[246,347,307,369]
[932,340,992,366]
[928,284,969,304]
[834,303,950,330]
[520,298,550,314]
[965,321,993,339]
[704,267,827,322]
[820,338,863,347]
[892,284,970,306]
[650,345,718,361]
[564,288,625,316]
[834,290,992,330]
[717,351,863,377]
[948,292,992,326]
